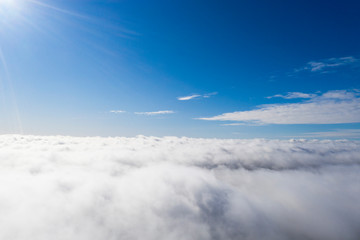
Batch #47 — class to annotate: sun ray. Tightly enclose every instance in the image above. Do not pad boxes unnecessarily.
[26,0,89,19]
[0,46,23,133]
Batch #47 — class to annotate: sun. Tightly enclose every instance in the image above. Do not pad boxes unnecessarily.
[0,0,23,15]
[0,0,29,25]
[0,0,18,8]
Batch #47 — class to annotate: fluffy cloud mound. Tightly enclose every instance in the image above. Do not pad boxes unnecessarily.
[1,135,360,240]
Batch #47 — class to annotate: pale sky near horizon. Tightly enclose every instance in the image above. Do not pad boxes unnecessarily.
[0,0,360,138]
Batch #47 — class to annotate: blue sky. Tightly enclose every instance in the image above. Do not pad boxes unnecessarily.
[0,0,359,138]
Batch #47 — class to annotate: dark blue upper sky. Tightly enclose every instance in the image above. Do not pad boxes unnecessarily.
[0,0,359,138]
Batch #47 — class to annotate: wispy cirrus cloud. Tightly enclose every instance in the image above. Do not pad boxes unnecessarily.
[135,110,174,115]
[267,92,317,99]
[110,110,126,113]
[199,90,360,125]
[296,56,358,73]
[177,94,201,101]
[177,92,217,101]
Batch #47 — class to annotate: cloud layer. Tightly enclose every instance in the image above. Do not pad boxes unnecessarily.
[1,135,360,240]
[200,90,360,124]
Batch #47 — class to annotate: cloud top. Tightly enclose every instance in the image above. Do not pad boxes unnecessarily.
[0,135,360,240]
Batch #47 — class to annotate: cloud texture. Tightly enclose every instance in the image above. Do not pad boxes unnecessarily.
[1,135,360,240]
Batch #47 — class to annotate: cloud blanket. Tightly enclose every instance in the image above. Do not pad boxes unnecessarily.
[1,135,360,240]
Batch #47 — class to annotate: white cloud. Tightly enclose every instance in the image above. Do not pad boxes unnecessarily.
[267,92,317,99]
[135,110,174,115]
[298,56,358,73]
[0,135,360,240]
[177,94,201,101]
[110,110,125,113]
[199,90,360,125]
[177,92,217,101]
[321,90,357,99]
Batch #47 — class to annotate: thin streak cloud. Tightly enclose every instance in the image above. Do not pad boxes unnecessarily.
[177,92,217,101]
[135,110,175,115]
[110,110,125,113]
[267,92,317,99]
[177,94,201,101]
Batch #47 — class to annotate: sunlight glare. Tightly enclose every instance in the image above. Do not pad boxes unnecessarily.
[0,0,18,9]
[0,0,25,16]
